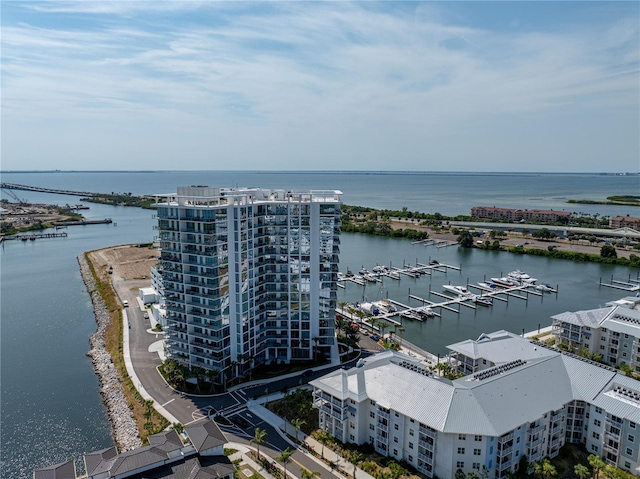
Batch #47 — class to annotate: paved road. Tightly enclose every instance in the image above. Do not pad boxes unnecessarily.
[114,279,370,479]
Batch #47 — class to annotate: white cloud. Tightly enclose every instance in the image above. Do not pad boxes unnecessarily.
[1,1,638,171]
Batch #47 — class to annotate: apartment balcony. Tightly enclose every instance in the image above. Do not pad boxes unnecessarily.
[376,421,389,432]
[418,439,435,452]
[603,443,619,456]
[499,432,514,443]
[605,429,621,441]
[528,423,546,434]
[497,445,513,456]
[551,424,564,435]
[549,437,562,448]
[419,425,437,439]
[417,452,434,465]
[528,436,545,448]
[377,409,390,419]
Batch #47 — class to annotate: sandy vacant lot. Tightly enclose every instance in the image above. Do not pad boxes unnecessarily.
[87,244,159,283]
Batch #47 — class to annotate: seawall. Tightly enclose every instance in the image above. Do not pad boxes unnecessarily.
[77,253,142,452]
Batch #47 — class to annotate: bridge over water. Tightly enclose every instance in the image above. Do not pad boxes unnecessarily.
[0,182,97,197]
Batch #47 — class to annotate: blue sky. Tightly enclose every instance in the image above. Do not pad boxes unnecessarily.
[1,1,638,172]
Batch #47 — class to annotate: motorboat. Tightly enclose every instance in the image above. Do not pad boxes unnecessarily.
[535,283,555,292]
[400,309,423,321]
[490,277,517,288]
[373,300,397,313]
[443,284,472,296]
[473,295,493,306]
[358,302,380,315]
[477,282,497,290]
[507,270,537,284]
[417,307,436,318]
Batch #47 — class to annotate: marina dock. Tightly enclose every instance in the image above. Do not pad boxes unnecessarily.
[338,260,557,327]
[599,275,640,292]
[3,232,68,241]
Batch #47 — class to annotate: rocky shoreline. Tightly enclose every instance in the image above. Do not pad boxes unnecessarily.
[78,253,143,452]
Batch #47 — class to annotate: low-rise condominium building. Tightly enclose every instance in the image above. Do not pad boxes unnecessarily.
[552,296,640,373]
[311,332,640,478]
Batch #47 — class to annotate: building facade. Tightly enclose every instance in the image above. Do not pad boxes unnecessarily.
[552,296,640,373]
[311,334,640,478]
[155,186,342,381]
[610,216,640,230]
[470,206,571,223]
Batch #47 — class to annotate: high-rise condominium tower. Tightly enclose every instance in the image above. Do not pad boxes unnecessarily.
[155,186,342,382]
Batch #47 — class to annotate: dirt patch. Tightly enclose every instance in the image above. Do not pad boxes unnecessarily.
[88,244,159,282]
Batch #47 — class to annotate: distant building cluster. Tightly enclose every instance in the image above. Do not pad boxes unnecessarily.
[470,206,571,222]
[610,216,640,230]
[311,306,640,478]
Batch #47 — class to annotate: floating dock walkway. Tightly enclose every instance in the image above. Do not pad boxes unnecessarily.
[599,275,640,292]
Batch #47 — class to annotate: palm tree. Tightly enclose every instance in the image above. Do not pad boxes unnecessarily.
[291,418,306,442]
[588,454,605,479]
[277,447,294,479]
[251,427,267,459]
[206,369,221,393]
[369,316,379,334]
[378,321,390,338]
[300,468,320,479]
[574,464,589,479]
[315,429,331,458]
[350,451,363,479]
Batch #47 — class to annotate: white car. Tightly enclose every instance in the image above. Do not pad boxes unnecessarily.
[123,300,129,307]
[144,312,149,319]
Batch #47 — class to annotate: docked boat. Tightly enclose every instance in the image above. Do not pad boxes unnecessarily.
[417,307,436,318]
[473,295,493,306]
[535,283,555,293]
[507,270,537,284]
[358,302,380,315]
[477,282,497,290]
[443,284,472,296]
[490,277,517,288]
[363,273,379,283]
[400,309,423,321]
[373,300,397,314]
[337,272,347,281]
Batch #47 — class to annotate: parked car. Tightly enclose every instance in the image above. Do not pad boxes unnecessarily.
[370,334,380,341]
[123,300,129,307]
[302,369,314,378]
[144,312,149,319]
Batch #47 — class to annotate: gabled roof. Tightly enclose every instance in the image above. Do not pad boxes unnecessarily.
[185,420,226,453]
[312,335,640,437]
[84,446,118,476]
[551,307,614,328]
[447,330,554,363]
[149,430,184,453]
[33,459,76,479]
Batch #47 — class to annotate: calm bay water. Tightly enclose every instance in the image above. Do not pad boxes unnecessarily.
[1,171,638,478]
